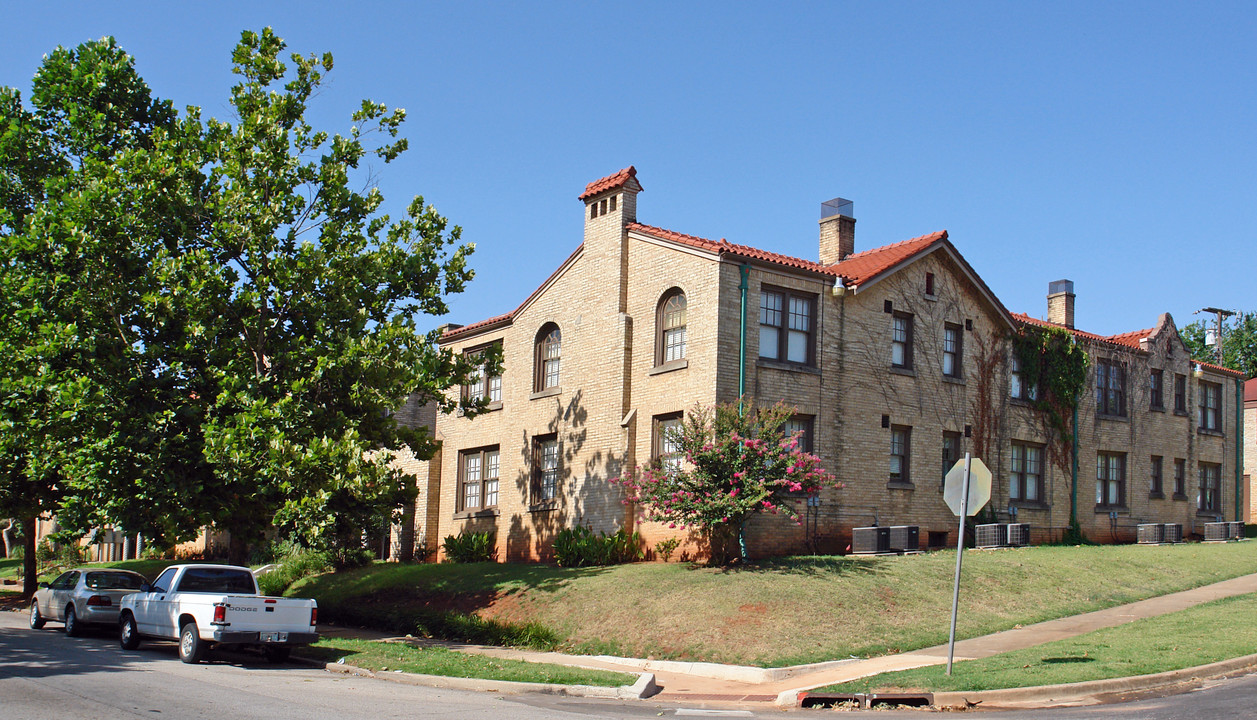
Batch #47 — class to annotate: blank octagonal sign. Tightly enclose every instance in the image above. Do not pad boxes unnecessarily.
[943,457,992,517]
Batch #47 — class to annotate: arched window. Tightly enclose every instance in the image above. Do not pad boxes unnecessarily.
[656,289,687,365]
[534,323,561,391]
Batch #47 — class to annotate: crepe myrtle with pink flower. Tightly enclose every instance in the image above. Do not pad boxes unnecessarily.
[615,400,840,563]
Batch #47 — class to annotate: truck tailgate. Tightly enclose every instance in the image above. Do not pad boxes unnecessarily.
[219,596,315,633]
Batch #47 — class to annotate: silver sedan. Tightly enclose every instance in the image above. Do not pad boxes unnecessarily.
[30,568,148,636]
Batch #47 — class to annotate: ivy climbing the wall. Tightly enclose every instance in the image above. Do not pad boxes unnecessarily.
[1013,325,1090,472]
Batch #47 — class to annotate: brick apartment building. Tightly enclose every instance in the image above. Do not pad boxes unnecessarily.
[415,167,1245,561]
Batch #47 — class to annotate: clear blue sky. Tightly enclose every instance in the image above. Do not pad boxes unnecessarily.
[4,2,1254,338]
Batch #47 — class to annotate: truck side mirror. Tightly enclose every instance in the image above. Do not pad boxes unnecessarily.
[139,583,152,593]
[38,582,49,589]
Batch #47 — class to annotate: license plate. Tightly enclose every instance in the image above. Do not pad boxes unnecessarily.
[261,632,288,643]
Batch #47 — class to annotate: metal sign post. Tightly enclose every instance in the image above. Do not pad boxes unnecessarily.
[946,453,972,675]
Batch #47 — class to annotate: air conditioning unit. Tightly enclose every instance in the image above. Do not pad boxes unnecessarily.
[975,523,1006,548]
[888,525,920,553]
[852,526,890,555]
[1137,523,1165,544]
[1162,523,1183,543]
[1204,522,1229,542]
[1005,523,1031,547]
[1230,521,1245,540]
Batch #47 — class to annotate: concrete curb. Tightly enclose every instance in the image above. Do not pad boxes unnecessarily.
[929,652,1257,709]
[584,654,862,684]
[319,660,657,700]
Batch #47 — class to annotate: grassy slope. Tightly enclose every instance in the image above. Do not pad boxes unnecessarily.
[291,542,1257,667]
[821,593,1257,693]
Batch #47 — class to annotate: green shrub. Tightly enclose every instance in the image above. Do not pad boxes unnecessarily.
[553,526,643,567]
[654,537,681,562]
[442,531,495,563]
[256,546,333,596]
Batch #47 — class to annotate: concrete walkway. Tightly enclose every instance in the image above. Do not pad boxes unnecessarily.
[318,571,1257,707]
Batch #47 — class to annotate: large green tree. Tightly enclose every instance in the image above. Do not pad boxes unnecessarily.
[1182,312,1257,379]
[1,29,489,574]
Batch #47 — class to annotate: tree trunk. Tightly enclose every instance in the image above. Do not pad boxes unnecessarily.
[22,516,37,599]
[1,518,13,558]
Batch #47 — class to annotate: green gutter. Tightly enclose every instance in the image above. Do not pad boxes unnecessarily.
[1237,378,1244,522]
[738,264,749,415]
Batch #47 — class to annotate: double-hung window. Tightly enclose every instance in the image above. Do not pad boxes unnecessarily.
[1173,458,1186,498]
[459,447,500,512]
[653,413,684,472]
[1011,441,1043,502]
[532,434,560,503]
[943,323,963,378]
[1096,359,1126,417]
[784,415,815,454]
[891,312,914,369]
[1149,369,1164,410]
[1096,451,1127,508]
[1174,374,1187,413]
[1198,462,1221,512]
[941,431,962,489]
[463,343,502,405]
[534,324,561,392]
[1199,380,1222,432]
[657,290,687,364]
[889,425,911,484]
[758,288,815,365]
[1010,355,1038,400]
[1150,455,1163,498]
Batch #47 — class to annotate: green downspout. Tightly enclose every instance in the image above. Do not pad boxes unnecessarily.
[738,264,750,415]
[1237,378,1244,523]
[1070,403,1079,530]
[736,263,751,560]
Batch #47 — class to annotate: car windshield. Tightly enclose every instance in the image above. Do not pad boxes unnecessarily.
[174,568,256,594]
[85,571,146,590]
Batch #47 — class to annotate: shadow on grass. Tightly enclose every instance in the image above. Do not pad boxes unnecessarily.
[1042,656,1096,664]
[698,555,890,578]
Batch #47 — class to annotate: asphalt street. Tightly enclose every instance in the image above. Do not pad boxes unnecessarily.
[3,609,1256,719]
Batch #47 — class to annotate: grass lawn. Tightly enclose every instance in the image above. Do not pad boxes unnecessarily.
[819,593,1257,693]
[0,557,19,581]
[291,542,1257,667]
[301,637,637,687]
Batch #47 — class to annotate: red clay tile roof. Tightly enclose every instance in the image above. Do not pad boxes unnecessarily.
[1012,312,1143,350]
[1103,328,1155,349]
[628,223,836,275]
[580,166,639,200]
[831,231,948,285]
[1013,314,1245,377]
[1196,360,1245,378]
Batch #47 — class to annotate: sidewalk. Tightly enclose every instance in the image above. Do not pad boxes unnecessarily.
[317,571,1257,708]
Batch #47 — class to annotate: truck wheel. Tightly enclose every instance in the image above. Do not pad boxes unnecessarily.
[179,622,205,664]
[30,601,46,629]
[264,646,291,663]
[64,606,81,637]
[119,614,141,650]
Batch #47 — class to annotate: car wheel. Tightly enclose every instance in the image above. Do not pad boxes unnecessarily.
[264,646,291,663]
[119,614,141,650]
[64,606,80,637]
[179,622,204,664]
[30,601,46,630]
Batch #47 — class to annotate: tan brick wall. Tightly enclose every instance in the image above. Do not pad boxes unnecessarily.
[429,173,1244,562]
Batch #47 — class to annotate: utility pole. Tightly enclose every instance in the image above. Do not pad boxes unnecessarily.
[1198,307,1235,366]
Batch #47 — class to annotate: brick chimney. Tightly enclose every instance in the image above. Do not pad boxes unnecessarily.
[1047,279,1075,328]
[819,198,855,265]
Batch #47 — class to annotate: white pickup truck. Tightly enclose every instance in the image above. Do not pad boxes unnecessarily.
[118,564,318,663]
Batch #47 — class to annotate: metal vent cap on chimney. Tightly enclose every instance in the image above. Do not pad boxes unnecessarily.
[1048,279,1074,296]
[821,197,854,219]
